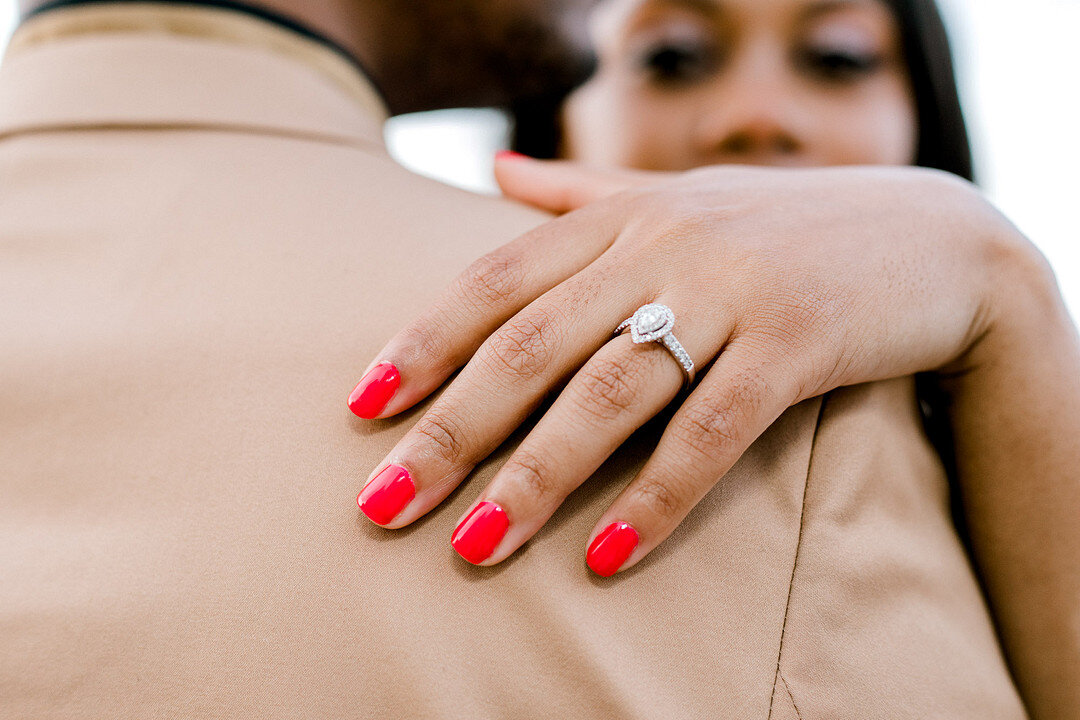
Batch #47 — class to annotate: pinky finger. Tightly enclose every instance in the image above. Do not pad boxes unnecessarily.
[584,339,800,576]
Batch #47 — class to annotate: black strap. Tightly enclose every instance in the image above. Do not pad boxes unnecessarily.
[24,0,370,78]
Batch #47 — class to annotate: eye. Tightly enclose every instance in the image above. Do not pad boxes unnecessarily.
[637,39,719,86]
[798,46,883,82]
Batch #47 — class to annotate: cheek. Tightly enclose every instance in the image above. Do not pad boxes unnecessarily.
[562,79,696,170]
[813,85,918,167]
[561,80,622,163]
[874,90,919,166]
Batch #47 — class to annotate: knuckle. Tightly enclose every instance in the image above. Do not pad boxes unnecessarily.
[678,401,739,458]
[675,368,769,459]
[559,267,608,311]
[611,184,652,208]
[502,448,560,504]
[412,407,469,466]
[481,307,561,382]
[777,287,836,336]
[573,354,648,421]
[455,249,527,309]
[644,206,719,247]
[662,213,714,243]
[751,282,839,346]
[630,475,685,521]
[397,322,452,374]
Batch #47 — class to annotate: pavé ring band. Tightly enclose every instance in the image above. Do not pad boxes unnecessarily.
[613,303,695,387]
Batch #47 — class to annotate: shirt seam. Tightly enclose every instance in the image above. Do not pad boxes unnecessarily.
[767,391,829,719]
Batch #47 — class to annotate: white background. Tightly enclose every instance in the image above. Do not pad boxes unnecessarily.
[2,0,1077,319]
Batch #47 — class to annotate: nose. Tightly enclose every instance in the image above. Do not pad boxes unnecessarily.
[692,48,805,165]
[713,116,800,156]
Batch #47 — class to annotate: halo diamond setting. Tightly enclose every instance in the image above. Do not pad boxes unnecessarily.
[614,303,695,385]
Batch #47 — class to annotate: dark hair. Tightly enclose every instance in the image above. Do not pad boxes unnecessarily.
[882,0,974,181]
[512,0,975,183]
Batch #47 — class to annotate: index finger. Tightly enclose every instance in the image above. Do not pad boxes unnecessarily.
[346,201,623,419]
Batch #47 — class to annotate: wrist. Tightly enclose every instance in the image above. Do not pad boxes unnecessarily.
[942,199,1069,382]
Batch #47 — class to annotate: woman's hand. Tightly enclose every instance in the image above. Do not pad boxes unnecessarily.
[347,158,1033,576]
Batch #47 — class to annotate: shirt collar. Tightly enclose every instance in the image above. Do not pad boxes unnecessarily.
[0,2,389,150]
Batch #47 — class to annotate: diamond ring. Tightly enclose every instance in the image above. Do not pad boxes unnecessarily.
[613,303,695,386]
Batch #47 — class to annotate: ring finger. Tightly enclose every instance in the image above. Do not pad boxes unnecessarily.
[448,297,730,566]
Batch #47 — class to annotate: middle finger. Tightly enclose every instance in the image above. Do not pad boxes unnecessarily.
[356,256,649,528]
[448,298,728,565]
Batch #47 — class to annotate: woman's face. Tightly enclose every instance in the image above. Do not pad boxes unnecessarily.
[561,0,918,170]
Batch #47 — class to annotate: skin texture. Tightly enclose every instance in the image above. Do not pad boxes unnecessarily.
[355,163,1080,720]
[18,0,599,114]
[561,0,918,168]
[21,0,1073,714]
[513,161,1080,720]
[344,0,1080,715]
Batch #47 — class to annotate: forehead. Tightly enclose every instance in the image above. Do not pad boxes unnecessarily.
[592,0,897,31]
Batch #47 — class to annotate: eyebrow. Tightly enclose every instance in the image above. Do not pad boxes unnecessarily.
[800,0,881,22]
[644,0,724,19]
[649,0,875,20]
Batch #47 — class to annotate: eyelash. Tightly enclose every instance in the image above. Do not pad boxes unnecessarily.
[636,41,883,87]
[797,47,884,82]
[637,40,720,86]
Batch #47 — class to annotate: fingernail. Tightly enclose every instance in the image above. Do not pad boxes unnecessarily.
[451,500,509,564]
[357,464,415,525]
[495,150,529,162]
[348,361,400,418]
[586,522,639,577]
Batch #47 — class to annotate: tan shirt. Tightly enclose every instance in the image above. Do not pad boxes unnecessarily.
[0,5,1025,718]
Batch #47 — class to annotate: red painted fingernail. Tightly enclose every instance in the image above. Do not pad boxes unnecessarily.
[587,522,639,577]
[451,501,509,564]
[348,362,400,418]
[358,464,415,525]
[495,150,529,162]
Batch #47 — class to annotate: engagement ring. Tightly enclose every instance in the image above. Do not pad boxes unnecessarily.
[613,303,695,386]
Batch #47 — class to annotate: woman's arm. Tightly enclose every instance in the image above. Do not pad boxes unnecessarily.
[940,231,1080,717]
[507,161,1080,715]
[501,160,1080,716]
[347,159,1079,716]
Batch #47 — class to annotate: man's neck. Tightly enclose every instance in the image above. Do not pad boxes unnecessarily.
[18,0,599,116]
[17,0,426,113]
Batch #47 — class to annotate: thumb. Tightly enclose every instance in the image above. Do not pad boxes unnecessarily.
[493,152,665,214]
